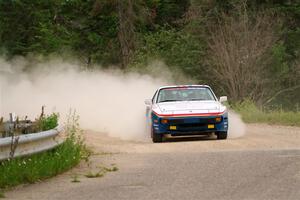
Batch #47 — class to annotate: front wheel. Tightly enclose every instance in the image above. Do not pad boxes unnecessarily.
[151,128,163,143]
[216,131,227,140]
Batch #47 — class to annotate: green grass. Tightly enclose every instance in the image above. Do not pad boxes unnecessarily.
[0,138,85,188]
[233,101,300,126]
[85,165,119,179]
[0,190,4,198]
[85,171,105,178]
[103,166,118,172]
[71,174,81,183]
[0,111,88,189]
[38,112,59,131]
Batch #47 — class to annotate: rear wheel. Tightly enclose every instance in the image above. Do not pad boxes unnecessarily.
[216,131,227,140]
[151,128,163,143]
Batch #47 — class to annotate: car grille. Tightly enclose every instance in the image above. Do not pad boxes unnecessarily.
[167,117,221,132]
[168,118,217,125]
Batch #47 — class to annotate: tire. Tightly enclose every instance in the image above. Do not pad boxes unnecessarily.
[151,128,163,143]
[216,131,227,140]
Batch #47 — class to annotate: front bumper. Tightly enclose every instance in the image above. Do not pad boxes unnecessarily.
[151,112,228,136]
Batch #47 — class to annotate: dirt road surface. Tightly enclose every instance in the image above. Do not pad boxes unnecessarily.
[5,124,300,200]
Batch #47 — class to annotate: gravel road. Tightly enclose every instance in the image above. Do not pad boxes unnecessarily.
[5,124,300,200]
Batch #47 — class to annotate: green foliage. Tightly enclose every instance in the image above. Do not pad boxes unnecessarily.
[38,113,59,131]
[0,139,83,188]
[0,190,4,198]
[131,28,205,78]
[85,171,104,178]
[0,0,299,107]
[85,165,118,178]
[0,112,88,189]
[155,0,190,25]
[71,174,80,183]
[0,0,120,65]
[103,166,118,172]
[233,101,300,126]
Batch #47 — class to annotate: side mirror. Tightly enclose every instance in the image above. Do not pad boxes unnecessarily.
[219,96,227,103]
[144,99,152,105]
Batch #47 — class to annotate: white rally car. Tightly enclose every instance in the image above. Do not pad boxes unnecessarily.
[145,85,228,143]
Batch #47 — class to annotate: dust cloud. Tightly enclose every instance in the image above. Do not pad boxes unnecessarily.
[0,57,246,141]
[0,58,167,140]
[228,111,246,138]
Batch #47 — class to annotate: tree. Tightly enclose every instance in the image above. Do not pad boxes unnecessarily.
[207,2,280,103]
[117,0,136,68]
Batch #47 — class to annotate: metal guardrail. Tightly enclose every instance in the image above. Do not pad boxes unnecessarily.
[0,126,64,161]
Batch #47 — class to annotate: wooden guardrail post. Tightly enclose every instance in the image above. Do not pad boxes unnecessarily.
[9,113,19,159]
[0,117,3,138]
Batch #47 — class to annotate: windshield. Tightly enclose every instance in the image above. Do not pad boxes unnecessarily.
[157,87,216,103]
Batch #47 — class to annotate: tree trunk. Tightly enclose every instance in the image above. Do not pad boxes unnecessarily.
[117,0,135,68]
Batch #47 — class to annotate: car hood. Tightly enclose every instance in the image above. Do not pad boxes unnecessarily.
[153,101,226,116]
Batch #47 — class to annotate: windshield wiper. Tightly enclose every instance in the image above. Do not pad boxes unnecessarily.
[159,100,181,103]
[189,98,206,101]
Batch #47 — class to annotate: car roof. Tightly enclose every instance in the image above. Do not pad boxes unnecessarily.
[158,85,211,90]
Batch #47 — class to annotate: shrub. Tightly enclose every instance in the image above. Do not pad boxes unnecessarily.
[130,28,205,79]
[233,100,300,126]
[0,112,88,189]
[38,112,59,131]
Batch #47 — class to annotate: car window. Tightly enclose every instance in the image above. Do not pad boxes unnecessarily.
[152,90,157,103]
[157,87,216,103]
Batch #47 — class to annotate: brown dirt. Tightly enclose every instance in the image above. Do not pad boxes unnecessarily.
[85,123,300,154]
[4,123,300,200]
